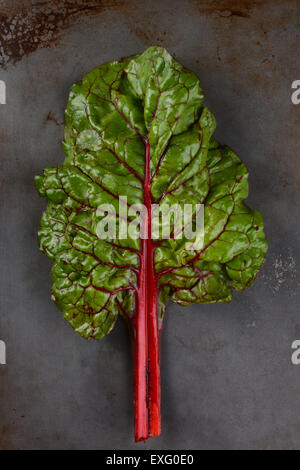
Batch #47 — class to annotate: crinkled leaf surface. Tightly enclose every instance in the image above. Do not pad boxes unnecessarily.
[35,46,267,340]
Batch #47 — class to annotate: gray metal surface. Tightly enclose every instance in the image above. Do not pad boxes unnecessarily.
[0,0,299,450]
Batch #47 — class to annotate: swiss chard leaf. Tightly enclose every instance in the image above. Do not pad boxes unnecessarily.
[35,46,267,441]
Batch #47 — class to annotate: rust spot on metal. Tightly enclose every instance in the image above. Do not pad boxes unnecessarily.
[128,27,168,46]
[45,111,64,127]
[0,0,125,68]
[279,171,289,189]
[189,0,256,18]
[216,9,250,18]
[261,54,275,65]
[119,2,178,48]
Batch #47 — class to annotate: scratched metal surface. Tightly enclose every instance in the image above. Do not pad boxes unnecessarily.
[0,0,299,450]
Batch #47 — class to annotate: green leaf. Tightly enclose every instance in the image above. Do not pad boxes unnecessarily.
[35,46,267,340]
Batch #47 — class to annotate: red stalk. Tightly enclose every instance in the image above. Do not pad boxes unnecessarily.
[129,140,161,442]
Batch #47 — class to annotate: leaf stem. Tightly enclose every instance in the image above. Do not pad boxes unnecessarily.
[130,140,161,442]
